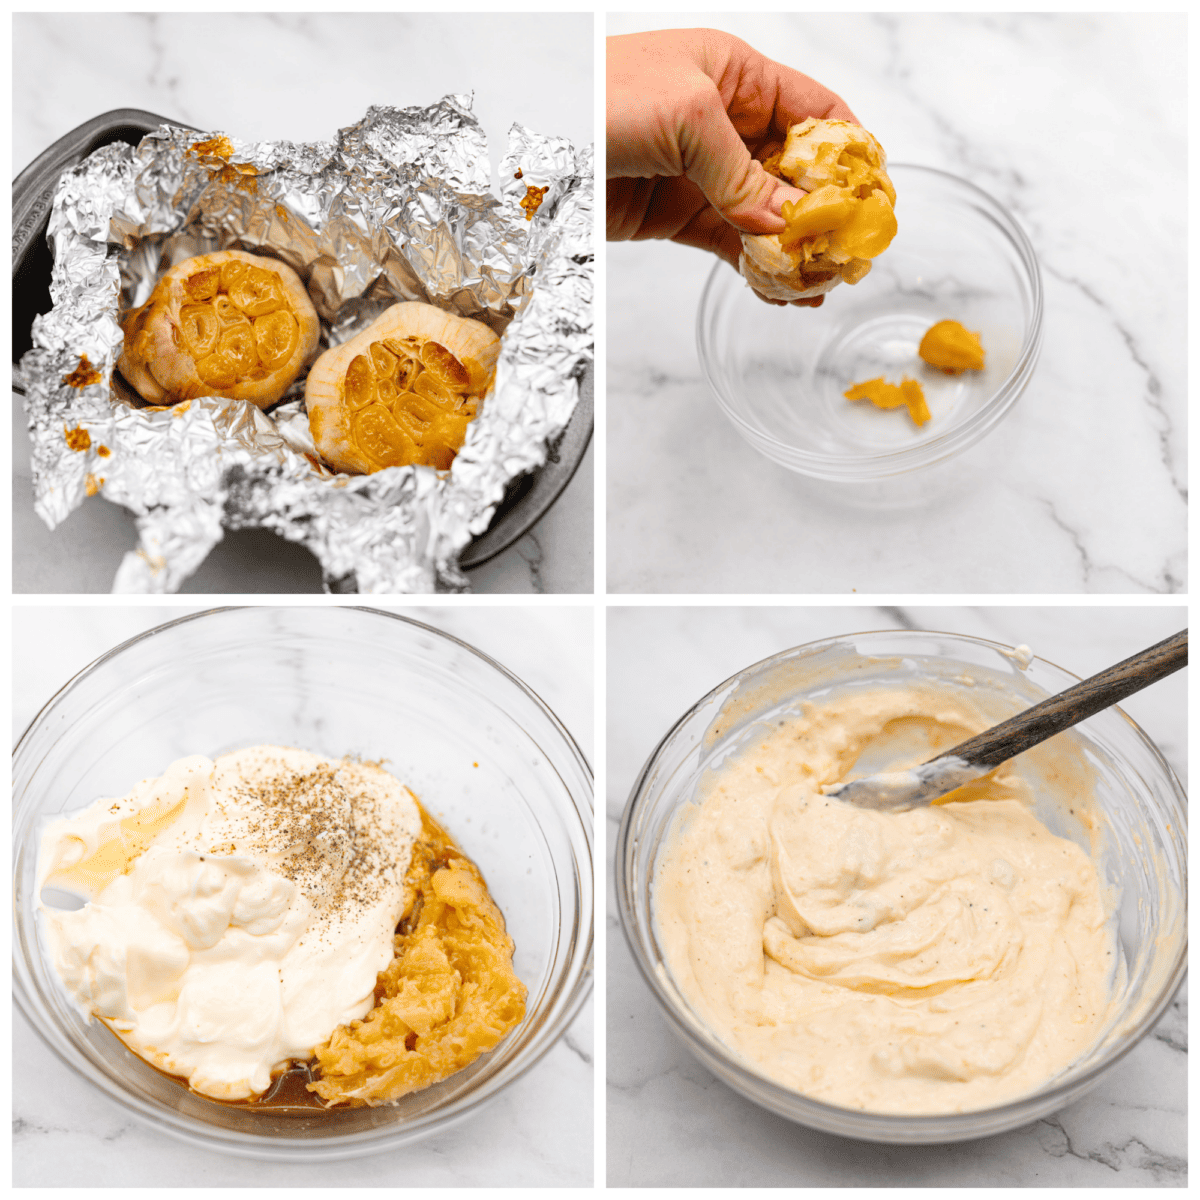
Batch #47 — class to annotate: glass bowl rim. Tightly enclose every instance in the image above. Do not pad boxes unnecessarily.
[616,627,1186,1139]
[696,164,1045,479]
[13,604,595,1160]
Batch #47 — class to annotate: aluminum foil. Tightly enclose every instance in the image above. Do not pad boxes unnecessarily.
[18,97,593,593]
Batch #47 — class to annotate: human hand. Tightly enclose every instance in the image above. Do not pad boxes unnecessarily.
[607,28,857,307]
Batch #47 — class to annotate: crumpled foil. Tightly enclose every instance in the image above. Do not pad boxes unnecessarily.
[18,97,593,593]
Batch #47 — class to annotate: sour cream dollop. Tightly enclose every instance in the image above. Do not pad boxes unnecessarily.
[37,746,421,1101]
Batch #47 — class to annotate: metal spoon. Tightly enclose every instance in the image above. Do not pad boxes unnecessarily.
[823,629,1187,813]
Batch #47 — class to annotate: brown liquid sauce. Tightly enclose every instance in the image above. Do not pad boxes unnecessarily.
[114,1022,334,1111]
[227,1062,328,1111]
[226,1062,327,1111]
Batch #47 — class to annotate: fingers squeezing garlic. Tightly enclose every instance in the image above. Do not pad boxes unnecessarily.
[118,250,321,408]
[741,118,897,302]
[305,302,501,474]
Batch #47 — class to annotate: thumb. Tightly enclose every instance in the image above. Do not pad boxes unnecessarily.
[680,88,807,235]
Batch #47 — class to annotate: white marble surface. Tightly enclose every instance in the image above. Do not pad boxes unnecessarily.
[606,14,1186,594]
[607,606,1186,1186]
[14,605,594,1186]
[13,12,593,594]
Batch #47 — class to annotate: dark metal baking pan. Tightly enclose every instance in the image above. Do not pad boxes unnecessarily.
[12,108,592,572]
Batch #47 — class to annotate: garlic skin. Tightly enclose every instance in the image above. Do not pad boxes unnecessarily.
[740,234,845,302]
[740,118,896,302]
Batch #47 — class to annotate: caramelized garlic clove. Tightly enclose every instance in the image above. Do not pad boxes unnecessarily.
[840,258,873,285]
[185,267,220,302]
[918,320,986,374]
[900,377,931,426]
[392,391,442,442]
[354,405,417,469]
[218,323,259,375]
[412,370,457,408]
[231,266,285,317]
[419,341,471,391]
[343,355,377,409]
[396,356,421,391]
[254,310,299,371]
[369,341,399,380]
[780,186,858,246]
[213,295,246,326]
[219,259,249,292]
[196,351,240,388]
[844,376,930,428]
[179,302,220,358]
[844,377,905,409]
[829,190,897,261]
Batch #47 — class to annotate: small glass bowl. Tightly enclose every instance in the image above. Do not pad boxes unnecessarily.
[617,631,1185,1144]
[13,607,593,1161]
[697,165,1043,479]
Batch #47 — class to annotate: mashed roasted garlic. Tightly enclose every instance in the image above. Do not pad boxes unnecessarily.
[654,684,1118,1115]
[844,376,930,427]
[38,746,526,1107]
[310,807,527,1106]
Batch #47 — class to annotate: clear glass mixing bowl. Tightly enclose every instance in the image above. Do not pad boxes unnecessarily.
[14,606,593,1160]
[697,166,1043,479]
[616,631,1185,1143]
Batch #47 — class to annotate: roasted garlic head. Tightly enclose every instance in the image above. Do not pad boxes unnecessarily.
[118,250,320,408]
[305,302,501,474]
[741,119,897,302]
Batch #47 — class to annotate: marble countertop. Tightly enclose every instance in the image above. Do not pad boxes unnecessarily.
[606,14,1185,594]
[13,12,593,594]
[15,606,593,1187]
[607,606,1186,1186]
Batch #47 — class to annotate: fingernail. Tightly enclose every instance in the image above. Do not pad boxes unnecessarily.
[768,186,805,218]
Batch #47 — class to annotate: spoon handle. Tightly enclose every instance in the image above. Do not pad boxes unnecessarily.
[942,630,1187,770]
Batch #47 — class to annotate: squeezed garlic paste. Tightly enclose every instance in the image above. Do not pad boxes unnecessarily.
[654,683,1119,1115]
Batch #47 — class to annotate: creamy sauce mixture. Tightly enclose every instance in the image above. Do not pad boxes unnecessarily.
[38,747,420,1100]
[655,684,1118,1114]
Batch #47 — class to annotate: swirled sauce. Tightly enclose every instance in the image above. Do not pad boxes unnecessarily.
[654,685,1118,1114]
